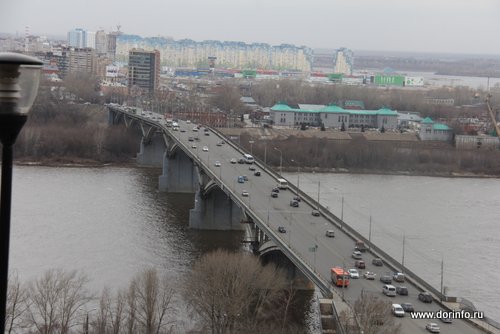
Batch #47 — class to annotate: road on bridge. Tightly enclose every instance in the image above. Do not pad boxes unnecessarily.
[118,108,485,334]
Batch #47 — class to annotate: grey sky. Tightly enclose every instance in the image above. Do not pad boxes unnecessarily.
[2,0,500,55]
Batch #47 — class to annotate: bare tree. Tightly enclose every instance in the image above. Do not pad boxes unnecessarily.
[183,249,288,334]
[24,269,92,334]
[130,268,175,334]
[339,293,401,334]
[6,272,30,334]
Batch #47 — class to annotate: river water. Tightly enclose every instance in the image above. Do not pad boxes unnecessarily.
[9,166,500,325]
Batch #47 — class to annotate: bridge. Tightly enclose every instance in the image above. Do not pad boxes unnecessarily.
[107,104,495,334]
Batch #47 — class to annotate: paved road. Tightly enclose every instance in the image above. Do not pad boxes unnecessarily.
[124,109,485,334]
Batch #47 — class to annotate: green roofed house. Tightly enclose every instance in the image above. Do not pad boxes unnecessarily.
[418,117,453,141]
[270,103,398,129]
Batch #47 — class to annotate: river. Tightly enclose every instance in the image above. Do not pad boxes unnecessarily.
[9,166,500,326]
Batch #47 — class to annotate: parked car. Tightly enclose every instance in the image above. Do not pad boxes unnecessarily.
[325,230,335,237]
[372,258,383,266]
[363,271,376,280]
[242,190,249,197]
[290,200,299,207]
[347,269,359,279]
[382,284,397,297]
[278,226,286,233]
[391,304,405,317]
[396,286,408,296]
[418,291,433,303]
[311,209,320,216]
[354,260,366,269]
[271,192,278,198]
[352,250,362,259]
[400,302,414,312]
[254,171,261,176]
[380,275,392,284]
[426,323,440,333]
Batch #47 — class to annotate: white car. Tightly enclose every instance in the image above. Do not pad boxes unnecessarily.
[426,323,440,333]
[242,190,249,197]
[391,304,405,317]
[352,250,362,259]
[363,271,376,280]
[347,269,359,279]
[202,146,209,152]
[214,161,221,167]
[191,144,197,149]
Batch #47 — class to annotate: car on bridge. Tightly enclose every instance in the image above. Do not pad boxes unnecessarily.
[396,286,408,296]
[363,271,376,280]
[230,158,237,164]
[238,176,245,183]
[372,258,383,266]
[278,226,286,233]
[382,284,397,297]
[214,161,221,167]
[271,192,278,198]
[391,304,405,317]
[352,250,362,259]
[393,272,405,282]
[249,165,256,171]
[325,230,335,237]
[312,209,320,216]
[202,146,209,151]
[418,291,433,303]
[191,144,197,149]
[254,171,261,176]
[354,260,366,269]
[426,322,440,333]
[272,187,279,193]
[289,200,299,207]
[401,302,414,312]
[242,190,249,197]
[347,269,359,279]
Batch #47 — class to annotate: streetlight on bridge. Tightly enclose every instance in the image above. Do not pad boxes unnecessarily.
[0,53,43,333]
[249,140,254,155]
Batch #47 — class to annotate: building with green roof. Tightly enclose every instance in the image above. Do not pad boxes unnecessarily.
[418,117,453,141]
[270,103,398,129]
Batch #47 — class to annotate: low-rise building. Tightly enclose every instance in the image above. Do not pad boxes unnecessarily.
[418,117,453,141]
[270,103,399,129]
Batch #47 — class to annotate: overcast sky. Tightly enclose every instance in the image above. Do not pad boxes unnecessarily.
[2,0,500,55]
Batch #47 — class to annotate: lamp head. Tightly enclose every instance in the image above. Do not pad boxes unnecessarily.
[0,52,43,115]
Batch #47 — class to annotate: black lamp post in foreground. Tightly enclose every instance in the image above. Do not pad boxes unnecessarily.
[0,52,42,332]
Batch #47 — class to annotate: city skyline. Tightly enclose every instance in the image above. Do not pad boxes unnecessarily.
[2,0,500,55]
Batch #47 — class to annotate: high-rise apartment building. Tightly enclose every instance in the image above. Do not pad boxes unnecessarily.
[68,48,95,74]
[95,30,108,55]
[85,31,96,48]
[333,48,354,75]
[128,49,160,92]
[68,28,86,48]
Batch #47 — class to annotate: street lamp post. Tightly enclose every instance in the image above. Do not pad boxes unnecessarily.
[273,147,282,175]
[249,140,254,155]
[0,53,42,333]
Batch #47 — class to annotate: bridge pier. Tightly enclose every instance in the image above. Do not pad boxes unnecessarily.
[159,150,197,193]
[137,136,165,167]
[189,187,244,230]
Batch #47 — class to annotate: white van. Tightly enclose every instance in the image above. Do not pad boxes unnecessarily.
[391,304,405,317]
[383,284,397,297]
[277,178,288,189]
[243,154,254,164]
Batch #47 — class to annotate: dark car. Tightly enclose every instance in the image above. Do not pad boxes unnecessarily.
[372,258,383,266]
[293,196,301,202]
[401,303,414,312]
[249,165,256,171]
[393,272,405,282]
[418,291,433,303]
[290,200,299,207]
[254,171,261,176]
[354,260,366,269]
[380,275,392,284]
[396,286,408,296]
[272,187,280,193]
[238,158,245,164]
[278,226,286,233]
[271,192,278,198]
[311,209,320,217]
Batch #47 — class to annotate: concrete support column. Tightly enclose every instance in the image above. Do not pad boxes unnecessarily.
[159,150,197,193]
[136,135,164,167]
[189,187,244,230]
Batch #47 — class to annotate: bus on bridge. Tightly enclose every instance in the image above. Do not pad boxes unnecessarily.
[331,267,350,287]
